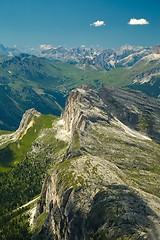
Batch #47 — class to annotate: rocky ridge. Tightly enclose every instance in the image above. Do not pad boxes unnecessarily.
[33,87,160,240]
[0,108,40,148]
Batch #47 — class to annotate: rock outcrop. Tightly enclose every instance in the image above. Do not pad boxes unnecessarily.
[62,87,110,133]
[34,87,160,240]
[0,108,40,147]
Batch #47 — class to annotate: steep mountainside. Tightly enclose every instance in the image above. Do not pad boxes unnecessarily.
[99,87,160,143]
[0,86,160,239]
[32,87,160,240]
[128,53,160,98]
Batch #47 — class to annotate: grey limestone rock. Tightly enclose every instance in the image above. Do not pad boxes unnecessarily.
[34,87,160,240]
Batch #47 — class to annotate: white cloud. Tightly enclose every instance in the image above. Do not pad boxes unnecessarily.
[40,44,53,50]
[128,18,149,25]
[90,20,105,27]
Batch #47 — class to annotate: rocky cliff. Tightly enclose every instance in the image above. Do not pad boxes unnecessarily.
[33,87,160,240]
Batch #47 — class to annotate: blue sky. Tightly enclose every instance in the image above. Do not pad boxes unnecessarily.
[0,0,160,49]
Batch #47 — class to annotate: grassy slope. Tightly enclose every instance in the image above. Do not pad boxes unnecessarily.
[0,113,68,239]
[0,114,56,172]
[0,55,131,92]
[4,54,159,91]
[1,54,159,92]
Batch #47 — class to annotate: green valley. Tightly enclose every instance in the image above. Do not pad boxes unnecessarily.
[0,52,160,131]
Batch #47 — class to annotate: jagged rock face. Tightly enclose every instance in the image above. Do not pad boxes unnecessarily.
[62,88,88,133]
[34,87,160,240]
[62,87,109,133]
[37,156,160,240]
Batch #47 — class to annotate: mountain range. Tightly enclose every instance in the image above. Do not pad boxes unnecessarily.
[16,44,159,67]
[0,44,159,131]
[0,43,158,69]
